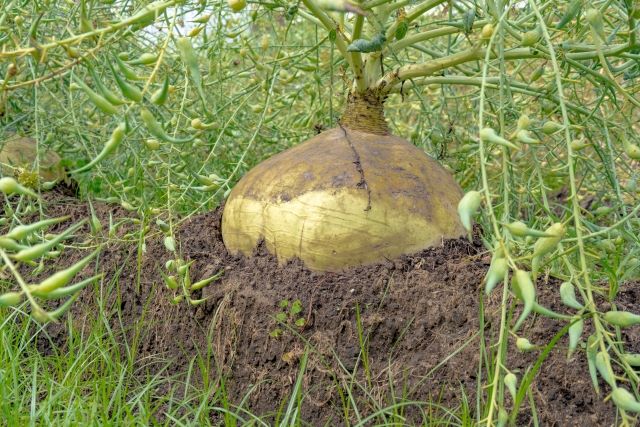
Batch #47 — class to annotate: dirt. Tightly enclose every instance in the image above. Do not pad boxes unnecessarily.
[10,188,640,426]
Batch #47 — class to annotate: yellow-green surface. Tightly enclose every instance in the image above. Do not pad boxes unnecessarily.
[222,127,465,271]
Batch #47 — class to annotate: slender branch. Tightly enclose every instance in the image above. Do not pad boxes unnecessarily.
[0,0,178,59]
[299,0,366,91]
[385,0,447,43]
[389,20,489,51]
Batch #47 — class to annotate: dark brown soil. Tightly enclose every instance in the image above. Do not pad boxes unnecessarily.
[13,188,640,426]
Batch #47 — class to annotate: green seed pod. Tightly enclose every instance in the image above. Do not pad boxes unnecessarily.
[497,407,509,427]
[171,295,184,304]
[0,237,25,251]
[512,269,535,330]
[12,221,85,262]
[567,317,583,358]
[586,335,600,393]
[38,274,102,300]
[128,53,158,66]
[559,281,583,309]
[29,247,99,296]
[479,127,519,150]
[156,219,170,233]
[88,66,126,106]
[164,236,176,252]
[504,373,517,401]
[228,0,247,12]
[457,190,482,233]
[71,75,118,115]
[570,139,589,151]
[623,139,640,160]
[114,55,144,80]
[542,121,564,135]
[190,270,223,291]
[0,291,24,307]
[0,176,39,198]
[611,387,640,413]
[70,122,126,174]
[517,114,531,130]
[603,310,640,327]
[595,351,615,387]
[5,216,70,241]
[516,337,535,351]
[530,66,544,83]
[532,223,565,259]
[144,139,160,150]
[521,27,541,47]
[140,109,194,143]
[504,221,555,238]
[515,129,539,145]
[585,8,605,41]
[108,62,143,102]
[622,354,640,367]
[485,256,508,295]
[556,0,582,30]
[150,76,170,105]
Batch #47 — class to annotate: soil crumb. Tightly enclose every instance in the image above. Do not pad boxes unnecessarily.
[15,189,640,426]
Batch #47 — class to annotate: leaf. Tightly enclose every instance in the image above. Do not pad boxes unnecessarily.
[395,21,408,40]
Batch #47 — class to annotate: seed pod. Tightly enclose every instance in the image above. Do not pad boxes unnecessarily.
[560,281,583,309]
[530,66,544,83]
[481,24,494,39]
[159,270,178,290]
[517,114,531,131]
[603,310,640,327]
[485,256,508,295]
[5,216,70,241]
[622,354,640,367]
[29,248,99,296]
[128,53,158,66]
[108,62,143,102]
[176,37,207,110]
[114,55,144,80]
[570,139,589,151]
[623,138,640,160]
[586,335,600,393]
[156,219,170,233]
[457,190,482,233]
[567,317,584,358]
[479,127,519,150]
[140,109,194,143]
[504,373,517,401]
[595,351,615,387]
[611,387,640,412]
[190,270,224,291]
[521,27,540,46]
[38,274,102,300]
[164,236,176,252]
[515,129,539,145]
[504,221,555,238]
[0,291,23,307]
[70,122,126,174]
[71,75,118,115]
[0,237,25,251]
[0,177,39,198]
[347,33,387,53]
[171,295,184,304]
[585,8,605,41]
[12,220,86,262]
[532,222,565,259]
[516,337,535,351]
[228,0,246,12]
[542,121,564,135]
[512,269,535,330]
[88,66,126,105]
[497,407,508,427]
[150,76,170,105]
[556,0,582,30]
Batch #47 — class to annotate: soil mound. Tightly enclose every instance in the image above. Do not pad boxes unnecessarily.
[17,189,640,426]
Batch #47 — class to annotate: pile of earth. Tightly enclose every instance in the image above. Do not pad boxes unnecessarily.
[13,187,640,425]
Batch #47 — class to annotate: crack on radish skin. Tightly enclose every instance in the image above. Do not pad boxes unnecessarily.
[339,124,371,212]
